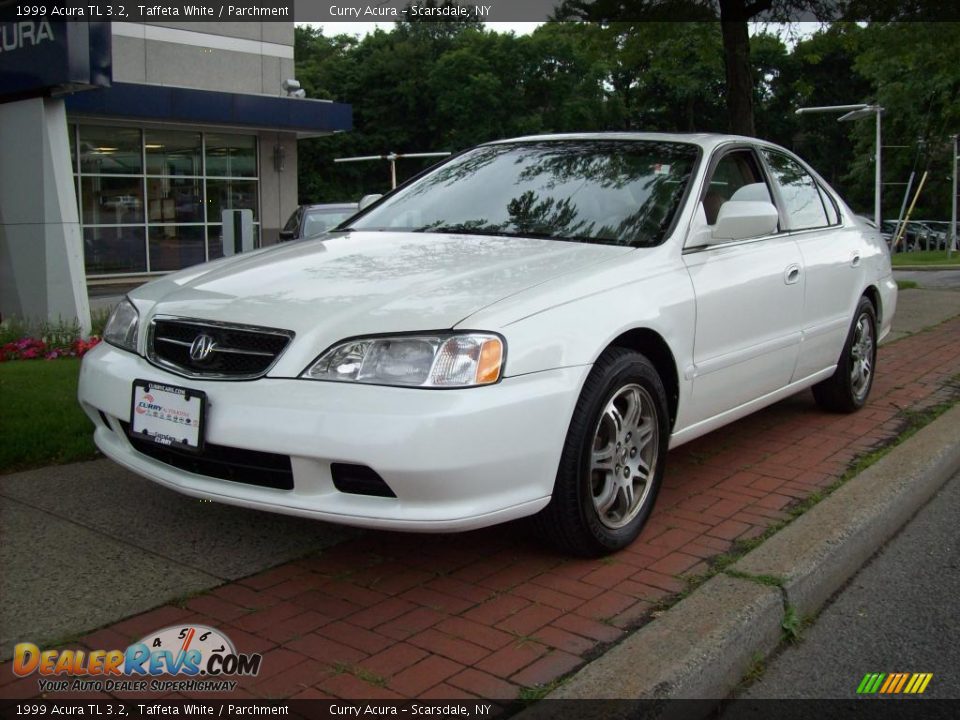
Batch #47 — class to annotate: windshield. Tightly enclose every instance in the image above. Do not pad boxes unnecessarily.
[349,140,699,246]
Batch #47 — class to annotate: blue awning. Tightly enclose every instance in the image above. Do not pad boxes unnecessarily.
[65,82,351,137]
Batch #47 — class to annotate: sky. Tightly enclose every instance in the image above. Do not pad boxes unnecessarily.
[298,21,825,48]
[299,21,544,37]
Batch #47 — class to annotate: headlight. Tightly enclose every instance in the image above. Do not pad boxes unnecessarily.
[302,333,504,387]
[103,298,139,353]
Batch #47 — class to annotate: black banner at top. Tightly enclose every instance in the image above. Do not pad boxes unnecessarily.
[0,0,959,23]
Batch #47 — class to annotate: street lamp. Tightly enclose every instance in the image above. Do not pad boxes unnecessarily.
[796,104,884,230]
[951,134,958,258]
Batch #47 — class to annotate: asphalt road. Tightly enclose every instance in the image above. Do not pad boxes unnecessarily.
[733,469,960,700]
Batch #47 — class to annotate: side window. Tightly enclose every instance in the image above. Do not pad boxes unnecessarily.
[702,150,772,226]
[762,150,830,230]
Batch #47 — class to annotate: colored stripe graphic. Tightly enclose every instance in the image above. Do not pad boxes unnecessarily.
[857,673,932,694]
[856,673,886,694]
[893,673,909,693]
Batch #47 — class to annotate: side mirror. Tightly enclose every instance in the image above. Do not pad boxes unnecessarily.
[358,193,383,211]
[278,229,295,241]
[710,201,779,243]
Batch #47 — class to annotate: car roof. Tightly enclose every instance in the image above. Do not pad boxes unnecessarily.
[484,132,770,153]
[303,203,357,211]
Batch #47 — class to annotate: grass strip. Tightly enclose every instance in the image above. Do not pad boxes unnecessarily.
[0,359,97,473]
[891,250,959,267]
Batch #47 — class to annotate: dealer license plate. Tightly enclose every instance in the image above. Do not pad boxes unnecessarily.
[130,380,205,451]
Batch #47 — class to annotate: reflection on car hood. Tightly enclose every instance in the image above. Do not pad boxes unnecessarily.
[130,231,632,374]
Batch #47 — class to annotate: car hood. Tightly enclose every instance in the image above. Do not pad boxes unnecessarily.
[131,231,632,375]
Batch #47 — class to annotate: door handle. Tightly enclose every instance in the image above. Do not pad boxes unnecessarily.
[784,264,801,285]
[851,253,862,267]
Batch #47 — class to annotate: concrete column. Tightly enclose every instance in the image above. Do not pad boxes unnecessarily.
[0,97,91,335]
[257,130,298,247]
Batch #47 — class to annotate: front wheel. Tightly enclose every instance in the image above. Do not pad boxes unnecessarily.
[535,348,670,556]
[812,296,878,413]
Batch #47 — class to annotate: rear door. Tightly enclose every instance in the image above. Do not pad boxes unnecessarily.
[760,148,865,381]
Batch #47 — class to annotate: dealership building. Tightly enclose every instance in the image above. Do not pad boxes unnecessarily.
[0,20,352,331]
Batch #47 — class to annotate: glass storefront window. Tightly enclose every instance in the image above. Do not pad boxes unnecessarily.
[206,179,259,221]
[146,130,202,176]
[83,227,147,274]
[81,176,145,225]
[75,124,259,276]
[147,177,203,224]
[205,134,257,177]
[79,126,142,175]
[149,225,207,271]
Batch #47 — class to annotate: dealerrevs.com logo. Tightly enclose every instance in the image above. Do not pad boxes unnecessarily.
[13,625,262,693]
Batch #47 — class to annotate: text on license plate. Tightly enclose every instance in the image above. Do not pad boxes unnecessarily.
[131,380,204,450]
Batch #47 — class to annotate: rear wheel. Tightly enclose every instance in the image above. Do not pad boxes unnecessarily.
[812,296,877,413]
[536,348,669,556]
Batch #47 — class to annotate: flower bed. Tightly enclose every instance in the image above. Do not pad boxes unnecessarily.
[0,336,100,362]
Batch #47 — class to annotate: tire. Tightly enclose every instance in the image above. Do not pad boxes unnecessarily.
[535,348,670,557]
[812,296,878,413]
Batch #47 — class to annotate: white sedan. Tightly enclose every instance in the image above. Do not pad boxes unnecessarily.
[79,133,896,556]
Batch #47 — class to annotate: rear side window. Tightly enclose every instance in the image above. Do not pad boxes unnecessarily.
[817,185,840,225]
[762,150,830,231]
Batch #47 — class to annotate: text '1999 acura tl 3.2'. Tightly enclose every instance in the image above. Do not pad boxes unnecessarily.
[79,133,896,556]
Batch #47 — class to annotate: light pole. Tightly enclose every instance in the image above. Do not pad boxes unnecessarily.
[796,104,884,230]
[951,134,957,258]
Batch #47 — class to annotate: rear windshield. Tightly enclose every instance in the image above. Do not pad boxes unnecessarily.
[349,140,699,247]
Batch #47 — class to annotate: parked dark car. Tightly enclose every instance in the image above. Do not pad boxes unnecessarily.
[280,203,358,241]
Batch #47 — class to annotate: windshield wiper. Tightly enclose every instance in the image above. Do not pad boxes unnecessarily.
[413,226,497,236]
[421,226,628,246]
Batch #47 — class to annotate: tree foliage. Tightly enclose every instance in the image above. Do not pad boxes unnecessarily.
[295,20,959,219]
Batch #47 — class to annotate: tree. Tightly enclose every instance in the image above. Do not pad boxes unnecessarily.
[554,0,837,135]
[850,22,960,219]
[755,23,869,197]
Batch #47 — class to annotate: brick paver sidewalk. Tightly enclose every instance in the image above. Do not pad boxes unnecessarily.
[4,317,960,701]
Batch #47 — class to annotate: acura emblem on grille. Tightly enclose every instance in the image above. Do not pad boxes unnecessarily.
[189,334,217,362]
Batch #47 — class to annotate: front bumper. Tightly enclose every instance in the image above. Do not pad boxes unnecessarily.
[78,343,589,531]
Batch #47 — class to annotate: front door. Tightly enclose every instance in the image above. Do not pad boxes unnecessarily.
[682,148,805,425]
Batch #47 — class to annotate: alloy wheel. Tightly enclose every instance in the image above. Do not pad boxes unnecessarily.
[589,383,659,529]
[850,312,875,402]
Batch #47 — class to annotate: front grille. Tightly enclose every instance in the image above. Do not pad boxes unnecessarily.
[149,318,293,379]
[121,422,294,490]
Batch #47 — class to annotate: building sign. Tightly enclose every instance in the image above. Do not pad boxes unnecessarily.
[0,20,111,103]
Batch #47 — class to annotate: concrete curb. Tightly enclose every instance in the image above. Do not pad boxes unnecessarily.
[536,404,960,702]
[545,575,783,701]
[732,404,960,619]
